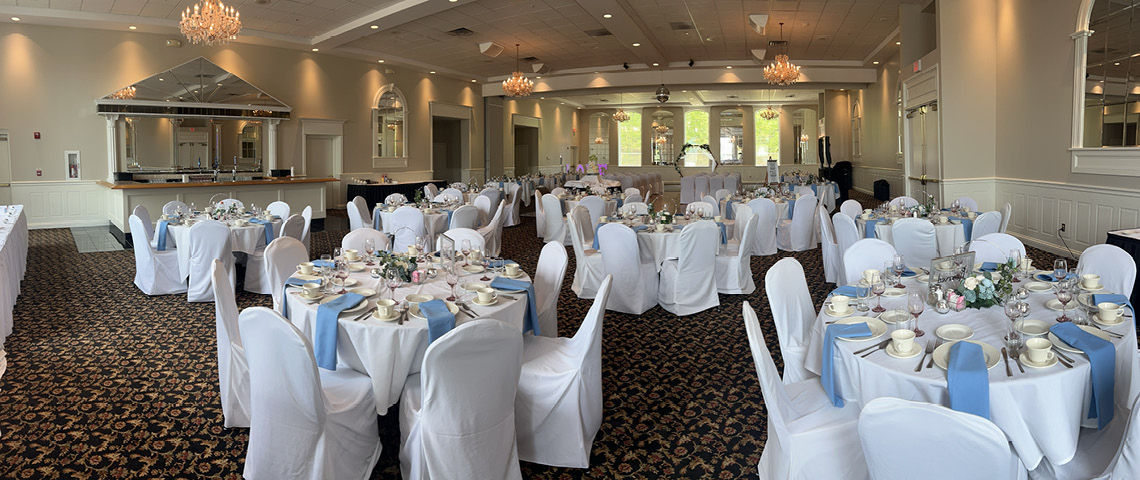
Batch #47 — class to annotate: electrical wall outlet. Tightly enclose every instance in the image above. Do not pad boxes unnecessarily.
[1060,223,1067,232]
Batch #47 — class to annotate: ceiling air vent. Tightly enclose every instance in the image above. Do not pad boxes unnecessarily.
[670,22,695,30]
[446,27,475,37]
[585,28,611,37]
[521,56,539,63]
[768,40,788,48]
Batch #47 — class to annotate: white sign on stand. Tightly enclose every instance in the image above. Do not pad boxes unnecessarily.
[766,159,779,183]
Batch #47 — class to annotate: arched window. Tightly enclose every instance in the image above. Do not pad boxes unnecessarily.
[372,84,407,158]
[617,111,642,166]
[754,108,780,166]
[683,110,709,166]
[719,109,744,164]
[851,100,862,159]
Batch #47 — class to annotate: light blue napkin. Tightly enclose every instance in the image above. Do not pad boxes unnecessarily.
[951,216,974,240]
[444,208,454,226]
[312,260,334,269]
[286,277,321,286]
[156,220,169,251]
[1093,293,1135,315]
[488,259,517,268]
[591,223,605,250]
[980,262,1001,272]
[948,341,990,419]
[249,217,275,245]
[421,299,456,344]
[899,267,918,277]
[864,218,881,239]
[1036,272,1076,282]
[1051,323,1116,429]
[822,323,873,407]
[281,278,321,317]
[715,222,728,244]
[372,208,382,230]
[831,285,858,297]
[724,201,735,220]
[491,277,540,335]
[314,292,363,370]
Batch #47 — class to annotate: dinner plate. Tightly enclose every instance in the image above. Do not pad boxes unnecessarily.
[409,301,459,319]
[882,288,906,298]
[879,310,910,325]
[1015,319,1051,337]
[349,288,376,298]
[501,271,527,279]
[1044,299,1079,311]
[1093,312,1127,327]
[319,294,369,314]
[1025,281,1053,292]
[292,273,322,282]
[933,341,1001,370]
[935,324,975,342]
[335,278,359,287]
[462,282,487,292]
[915,274,930,284]
[349,264,367,272]
[1020,352,1058,369]
[834,317,887,342]
[463,265,485,274]
[1049,325,1112,354]
[405,294,434,304]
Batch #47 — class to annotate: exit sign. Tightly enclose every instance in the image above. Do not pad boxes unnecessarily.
[913,60,922,73]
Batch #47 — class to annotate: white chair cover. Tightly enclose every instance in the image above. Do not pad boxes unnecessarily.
[240,307,381,480]
[579,196,606,226]
[217,198,244,210]
[385,193,408,205]
[765,258,817,384]
[749,198,779,256]
[794,185,814,198]
[597,223,658,314]
[731,204,754,245]
[265,236,307,314]
[818,204,841,284]
[424,183,439,200]
[624,193,644,204]
[390,206,426,254]
[624,187,641,199]
[840,199,862,221]
[342,227,390,253]
[843,239,897,285]
[686,201,715,216]
[352,196,370,226]
[437,188,464,201]
[744,301,868,480]
[503,187,522,227]
[715,214,757,295]
[693,176,710,200]
[1030,394,1140,480]
[680,177,696,204]
[534,241,568,338]
[436,228,484,253]
[569,206,594,250]
[211,259,250,428]
[567,212,605,299]
[300,206,313,254]
[265,201,290,219]
[1000,202,1012,233]
[187,219,235,302]
[534,190,546,239]
[347,199,366,231]
[891,218,939,271]
[724,175,739,194]
[975,233,1024,258]
[619,175,634,193]
[708,176,724,195]
[449,204,479,230]
[777,194,818,252]
[399,320,524,480]
[969,238,1008,264]
[133,205,161,249]
[129,214,186,295]
[516,275,611,467]
[277,214,302,242]
[832,213,860,277]
[620,202,649,215]
[971,211,1002,240]
[550,187,567,197]
[658,221,720,316]
[542,194,569,245]
[701,195,721,216]
[1078,244,1137,297]
[859,397,1022,480]
[480,187,502,207]
[889,196,919,208]
[163,200,189,216]
[474,195,493,227]
[955,197,979,212]
[477,200,506,256]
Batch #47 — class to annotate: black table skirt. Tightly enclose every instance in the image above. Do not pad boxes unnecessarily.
[347,181,447,211]
[1106,231,1140,308]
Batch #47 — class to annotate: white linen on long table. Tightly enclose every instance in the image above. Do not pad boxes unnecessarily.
[857,217,966,257]
[802,275,1140,471]
[284,268,530,415]
[167,218,283,279]
[0,206,28,352]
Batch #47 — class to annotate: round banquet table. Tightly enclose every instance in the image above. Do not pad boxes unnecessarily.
[802,274,1140,471]
[166,216,283,278]
[374,207,450,246]
[856,216,967,257]
[284,265,530,415]
[594,217,727,270]
[562,196,619,218]
[722,197,791,221]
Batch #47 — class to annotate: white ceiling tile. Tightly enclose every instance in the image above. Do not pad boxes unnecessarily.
[109,0,145,15]
[49,0,81,9]
[16,0,50,7]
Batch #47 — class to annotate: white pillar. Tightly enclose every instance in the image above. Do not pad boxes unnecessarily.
[266,119,280,172]
[104,114,119,182]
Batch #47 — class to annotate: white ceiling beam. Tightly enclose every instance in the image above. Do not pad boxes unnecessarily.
[311,0,467,48]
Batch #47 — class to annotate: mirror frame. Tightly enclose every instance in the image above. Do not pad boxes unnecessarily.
[372,84,408,161]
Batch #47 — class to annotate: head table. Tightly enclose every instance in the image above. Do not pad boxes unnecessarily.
[166,216,283,279]
[284,262,530,415]
[802,273,1140,471]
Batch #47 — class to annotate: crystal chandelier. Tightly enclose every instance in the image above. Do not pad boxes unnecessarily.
[764,23,800,86]
[502,44,534,97]
[180,0,241,47]
[612,93,630,122]
[759,106,779,120]
[110,86,136,100]
[653,121,669,134]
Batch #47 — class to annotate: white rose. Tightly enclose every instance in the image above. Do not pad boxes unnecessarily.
[963,277,979,291]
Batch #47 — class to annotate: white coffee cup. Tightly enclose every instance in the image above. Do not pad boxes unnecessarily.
[504,263,520,277]
[967,211,977,219]
[863,209,872,215]
[302,282,321,298]
[375,298,396,318]
[938,260,953,271]
[477,287,497,304]
[1026,337,1055,364]
[891,329,916,353]
[407,245,418,255]
[297,262,315,275]
[656,224,667,232]
[714,215,723,223]
[1098,302,1125,322]
[344,249,359,261]
[1082,274,1101,289]
[939,215,949,224]
[831,295,851,312]
[161,214,171,221]
[863,269,879,284]
[599,216,607,223]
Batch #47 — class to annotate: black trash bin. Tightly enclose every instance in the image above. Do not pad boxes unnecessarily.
[832,161,853,203]
[874,179,891,201]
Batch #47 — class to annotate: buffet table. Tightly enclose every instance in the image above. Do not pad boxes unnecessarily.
[348,181,447,211]
[0,206,28,354]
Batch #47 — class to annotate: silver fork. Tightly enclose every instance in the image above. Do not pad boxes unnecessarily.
[925,339,944,369]
[915,339,935,372]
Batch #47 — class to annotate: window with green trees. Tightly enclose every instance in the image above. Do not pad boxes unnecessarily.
[618,111,642,166]
[755,110,780,165]
[684,110,709,166]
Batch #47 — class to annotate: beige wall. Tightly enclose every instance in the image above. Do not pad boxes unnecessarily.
[502,98,578,174]
[852,51,903,170]
[939,0,998,180]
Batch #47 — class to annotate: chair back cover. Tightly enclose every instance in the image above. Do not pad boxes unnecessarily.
[891,218,939,271]
[346,199,366,231]
[1000,202,1012,233]
[352,196,370,226]
[385,193,408,205]
[968,238,1008,264]
[212,259,250,428]
[680,177,696,204]
[566,211,603,299]
[840,199,862,221]
[783,194,818,251]
[188,219,234,302]
[265,236,308,313]
[535,241,569,337]
[129,214,185,295]
[888,196,918,208]
[1108,394,1140,477]
[742,301,796,445]
[417,320,524,479]
[620,202,649,215]
[570,206,594,245]
[597,223,656,314]
[449,205,480,230]
[623,193,643,204]
[133,205,156,243]
[843,239,897,285]
[550,187,567,197]
[970,211,1002,240]
[701,195,721,216]
[619,175,634,192]
[281,214,304,241]
[686,201,715,215]
[724,175,739,193]
[342,227,390,253]
[478,200,506,256]
[693,176,711,200]
[424,183,439,200]
[1079,244,1137,297]
[667,220,719,315]
[579,196,606,225]
[859,397,1016,480]
[714,189,732,203]
[623,187,641,198]
[390,206,426,253]
[474,195,493,226]
[817,204,841,284]
[438,188,464,201]
[437,228,484,253]
[749,198,778,256]
[733,204,755,244]
[533,190,546,239]
[542,194,567,244]
[975,233,1024,258]
[300,206,313,253]
[955,197,979,212]
[163,200,189,216]
[265,201,290,219]
[708,175,724,194]
[480,187,503,209]
[765,258,817,384]
[832,212,860,256]
[504,187,522,227]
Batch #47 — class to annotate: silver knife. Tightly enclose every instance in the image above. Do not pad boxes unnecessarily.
[860,341,889,358]
[1001,348,1013,377]
[1011,348,1025,373]
[854,339,889,355]
[351,309,372,322]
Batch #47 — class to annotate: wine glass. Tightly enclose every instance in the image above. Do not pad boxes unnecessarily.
[1053,258,1068,282]
[460,240,472,266]
[1004,296,1021,323]
[333,247,343,263]
[386,269,401,300]
[364,239,376,266]
[907,291,925,337]
[1009,249,1022,282]
[478,250,492,281]
[892,254,906,288]
[336,261,350,294]
[1055,284,1074,322]
[871,278,887,313]
[189,202,196,215]
[445,264,459,302]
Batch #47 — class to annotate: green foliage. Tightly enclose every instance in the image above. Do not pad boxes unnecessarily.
[618,111,642,166]
[754,112,780,165]
[684,110,709,166]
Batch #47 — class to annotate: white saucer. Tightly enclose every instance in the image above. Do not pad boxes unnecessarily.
[405,294,434,304]
[349,288,376,298]
[886,341,922,358]
[1094,312,1127,327]
[933,341,1001,370]
[916,274,930,284]
[335,278,359,287]
[1049,325,1112,354]
[372,309,400,322]
[882,288,906,297]
[878,310,910,325]
[1081,284,1105,292]
[834,316,887,342]
[935,324,975,342]
[1044,299,1079,311]
[1014,319,1051,337]
[298,292,324,302]
[1025,281,1053,292]
[472,296,499,306]
[1020,352,1058,368]
[501,271,527,279]
[349,264,367,272]
[463,265,485,274]
[825,304,856,318]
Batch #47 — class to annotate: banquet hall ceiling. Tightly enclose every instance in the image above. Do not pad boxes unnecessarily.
[0,0,915,80]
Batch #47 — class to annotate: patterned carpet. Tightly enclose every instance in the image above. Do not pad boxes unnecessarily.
[0,193,1066,479]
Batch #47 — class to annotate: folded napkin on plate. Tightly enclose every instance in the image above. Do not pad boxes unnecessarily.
[314,292,364,370]
[156,219,170,251]
[249,218,275,245]
[864,218,882,239]
[979,262,1002,272]
[1092,293,1135,313]
[831,285,858,297]
[1035,272,1076,283]
[1051,323,1116,429]
[822,323,873,407]
[948,341,990,419]
[490,277,540,335]
[900,267,918,277]
[421,299,457,344]
[488,259,517,268]
[312,260,334,268]
[286,277,322,286]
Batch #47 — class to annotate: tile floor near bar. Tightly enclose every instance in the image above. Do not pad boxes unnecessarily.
[69,227,125,253]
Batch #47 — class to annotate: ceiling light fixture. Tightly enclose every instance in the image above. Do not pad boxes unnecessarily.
[726,65,733,69]
[873,61,880,65]
[759,90,779,120]
[502,43,534,97]
[180,0,241,46]
[763,22,800,86]
[378,60,384,63]
[594,115,604,144]
[896,41,901,45]
[129,25,137,30]
[10,17,19,21]
[652,62,659,66]
[632,43,641,47]
[603,13,612,18]
[370,25,378,29]
[612,93,630,122]
[429,71,436,74]
[110,85,137,100]
[655,69,670,103]
[311,48,318,51]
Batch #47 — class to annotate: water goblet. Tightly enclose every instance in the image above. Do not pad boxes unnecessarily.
[907,291,925,337]
[445,266,459,302]
[1055,285,1074,322]
[892,254,906,288]
[1053,258,1068,282]
[386,269,401,300]
[871,278,887,313]
[336,261,350,294]
[363,239,376,266]
[461,240,472,266]
[1005,324,1023,358]
[1004,296,1021,323]
[333,247,343,263]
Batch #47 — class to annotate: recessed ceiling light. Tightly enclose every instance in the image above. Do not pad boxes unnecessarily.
[311,48,319,51]
[632,43,640,47]
[536,76,542,79]
[540,97,545,99]
[429,71,436,74]
[896,41,901,45]
[217,83,222,86]
[159,78,165,81]
[681,90,687,92]
[471,79,477,82]
[370,25,378,29]
[603,13,612,18]
[128,25,137,30]
[1116,62,1122,65]
[652,62,659,66]
[873,61,880,65]
[726,65,733,69]
[10,17,19,21]
[378,60,385,63]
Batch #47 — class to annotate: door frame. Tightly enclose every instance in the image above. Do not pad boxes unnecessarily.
[300,118,345,206]
[430,102,474,182]
[901,65,942,200]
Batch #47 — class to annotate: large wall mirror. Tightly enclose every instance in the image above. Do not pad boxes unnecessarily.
[719,109,744,163]
[588,112,610,163]
[792,108,819,164]
[119,117,263,169]
[373,84,407,158]
[650,110,673,165]
[1083,0,1140,147]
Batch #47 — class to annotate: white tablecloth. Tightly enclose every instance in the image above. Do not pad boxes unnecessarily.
[285,267,530,415]
[0,206,28,352]
[167,217,283,278]
[374,208,449,246]
[857,217,967,257]
[723,198,791,221]
[562,197,618,218]
[803,275,1140,470]
[596,218,725,271]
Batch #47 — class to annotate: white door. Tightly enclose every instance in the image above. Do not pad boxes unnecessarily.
[306,136,336,207]
[906,105,941,200]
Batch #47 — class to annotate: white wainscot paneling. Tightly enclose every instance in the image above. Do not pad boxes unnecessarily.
[13,181,106,229]
[941,178,996,212]
[997,177,1140,256]
[852,165,904,199]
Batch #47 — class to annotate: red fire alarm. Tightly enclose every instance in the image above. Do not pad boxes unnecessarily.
[33,132,40,139]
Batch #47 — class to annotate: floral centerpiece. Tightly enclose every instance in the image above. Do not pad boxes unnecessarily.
[374,251,415,282]
[947,259,1016,309]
